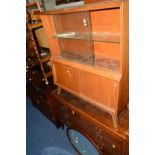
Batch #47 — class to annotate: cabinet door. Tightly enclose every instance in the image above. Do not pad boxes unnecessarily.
[53,62,80,94]
[80,71,119,111]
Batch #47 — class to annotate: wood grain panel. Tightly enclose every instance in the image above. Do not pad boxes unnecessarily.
[118,0,129,112]
[41,15,61,58]
[90,8,120,33]
[79,70,119,110]
[93,42,120,60]
[53,62,80,93]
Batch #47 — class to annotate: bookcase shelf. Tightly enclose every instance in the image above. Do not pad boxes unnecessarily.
[53,32,120,43]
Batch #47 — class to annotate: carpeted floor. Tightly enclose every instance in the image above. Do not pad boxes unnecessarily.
[26,97,77,155]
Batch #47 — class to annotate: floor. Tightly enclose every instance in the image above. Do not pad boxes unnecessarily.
[26,97,77,155]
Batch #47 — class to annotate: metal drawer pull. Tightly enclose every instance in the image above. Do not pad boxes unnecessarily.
[66,70,71,77]
[72,110,75,115]
[112,144,116,149]
[82,18,88,27]
[63,106,67,110]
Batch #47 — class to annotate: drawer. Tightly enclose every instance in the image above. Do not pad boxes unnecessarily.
[54,101,78,127]
[77,116,123,155]
[53,62,80,94]
[78,116,123,155]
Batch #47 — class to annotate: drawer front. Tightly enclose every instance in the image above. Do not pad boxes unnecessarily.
[53,62,80,94]
[80,70,119,110]
[54,101,123,155]
[77,116,123,155]
[54,101,78,127]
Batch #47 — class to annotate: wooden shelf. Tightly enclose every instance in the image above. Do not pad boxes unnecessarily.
[53,32,120,43]
[56,53,120,74]
[52,57,121,81]
[94,56,120,72]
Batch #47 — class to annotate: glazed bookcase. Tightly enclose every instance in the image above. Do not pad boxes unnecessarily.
[40,0,129,128]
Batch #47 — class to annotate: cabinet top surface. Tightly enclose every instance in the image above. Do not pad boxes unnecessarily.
[40,0,125,15]
[52,89,129,139]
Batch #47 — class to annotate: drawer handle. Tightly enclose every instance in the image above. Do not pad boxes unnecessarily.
[82,18,88,27]
[63,106,67,110]
[66,70,71,77]
[112,144,116,149]
[98,143,104,152]
[71,110,75,115]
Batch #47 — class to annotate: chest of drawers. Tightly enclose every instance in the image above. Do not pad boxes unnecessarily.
[51,90,129,155]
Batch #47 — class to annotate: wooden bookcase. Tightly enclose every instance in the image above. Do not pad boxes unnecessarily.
[40,0,129,128]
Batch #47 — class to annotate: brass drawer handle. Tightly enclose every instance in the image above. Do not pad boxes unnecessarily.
[71,110,75,115]
[98,143,104,152]
[112,144,116,149]
[66,70,71,77]
[63,105,68,110]
[82,18,88,27]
